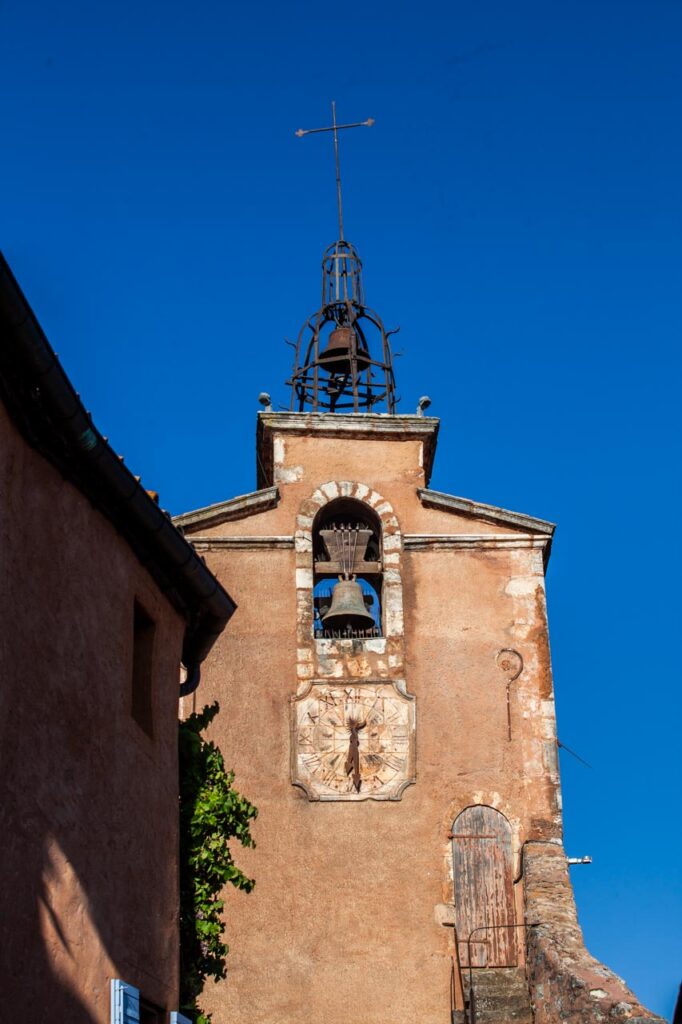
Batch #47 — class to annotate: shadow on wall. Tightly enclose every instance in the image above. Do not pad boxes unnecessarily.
[0,670,176,1021]
[3,832,99,1022]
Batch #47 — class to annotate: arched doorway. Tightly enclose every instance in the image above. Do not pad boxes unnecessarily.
[451,806,517,967]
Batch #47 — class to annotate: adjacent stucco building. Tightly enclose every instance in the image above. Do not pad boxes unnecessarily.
[0,255,234,1024]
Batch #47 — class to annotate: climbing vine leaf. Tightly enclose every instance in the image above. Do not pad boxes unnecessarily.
[179,702,257,1023]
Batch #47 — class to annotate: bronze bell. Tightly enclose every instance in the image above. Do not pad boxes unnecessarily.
[318,325,370,373]
[322,576,375,632]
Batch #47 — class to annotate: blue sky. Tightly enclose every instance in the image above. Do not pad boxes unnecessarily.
[2,1,680,1016]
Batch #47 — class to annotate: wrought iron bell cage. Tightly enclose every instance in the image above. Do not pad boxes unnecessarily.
[322,240,364,306]
[287,240,398,414]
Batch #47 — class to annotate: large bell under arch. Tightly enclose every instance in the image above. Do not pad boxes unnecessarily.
[312,498,383,638]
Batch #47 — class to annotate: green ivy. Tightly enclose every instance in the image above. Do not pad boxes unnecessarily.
[179,701,257,1023]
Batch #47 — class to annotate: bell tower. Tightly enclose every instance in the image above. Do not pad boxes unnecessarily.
[175,109,664,1024]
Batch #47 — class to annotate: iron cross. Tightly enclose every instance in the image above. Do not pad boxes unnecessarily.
[295,101,374,241]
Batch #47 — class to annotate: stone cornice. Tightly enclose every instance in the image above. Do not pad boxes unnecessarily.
[257,412,439,488]
[404,533,551,551]
[189,536,294,551]
[173,486,280,532]
[418,488,556,536]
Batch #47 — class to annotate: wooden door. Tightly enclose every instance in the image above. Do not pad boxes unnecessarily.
[452,805,517,967]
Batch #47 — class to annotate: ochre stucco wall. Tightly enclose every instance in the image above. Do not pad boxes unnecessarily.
[0,404,185,1022]
[182,423,560,1024]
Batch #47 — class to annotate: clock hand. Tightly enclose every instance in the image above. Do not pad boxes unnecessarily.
[344,718,366,792]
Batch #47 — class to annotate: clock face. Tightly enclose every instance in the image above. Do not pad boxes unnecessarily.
[291,682,415,801]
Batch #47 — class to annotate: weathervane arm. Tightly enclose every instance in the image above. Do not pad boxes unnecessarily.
[294,120,375,137]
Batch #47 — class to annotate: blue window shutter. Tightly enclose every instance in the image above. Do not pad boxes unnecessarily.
[111,979,140,1024]
[170,1014,192,1024]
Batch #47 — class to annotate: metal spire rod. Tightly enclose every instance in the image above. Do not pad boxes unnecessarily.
[295,101,375,241]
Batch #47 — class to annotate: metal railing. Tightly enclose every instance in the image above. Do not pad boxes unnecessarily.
[449,926,466,1024]
[464,922,541,1024]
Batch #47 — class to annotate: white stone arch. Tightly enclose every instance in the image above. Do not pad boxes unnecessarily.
[294,481,403,642]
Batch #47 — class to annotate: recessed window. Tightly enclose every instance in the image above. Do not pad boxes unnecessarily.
[131,600,155,736]
[140,996,165,1024]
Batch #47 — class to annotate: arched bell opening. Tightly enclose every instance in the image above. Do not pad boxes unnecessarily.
[312,499,383,639]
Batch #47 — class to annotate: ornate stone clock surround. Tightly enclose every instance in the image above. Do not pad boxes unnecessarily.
[291,678,416,801]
